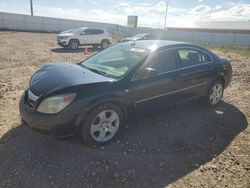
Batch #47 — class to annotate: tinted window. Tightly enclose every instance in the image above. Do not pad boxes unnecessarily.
[150,50,178,73]
[93,29,104,34]
[83,29,92,35]
[85,29,104,34]
[178,49,212,68]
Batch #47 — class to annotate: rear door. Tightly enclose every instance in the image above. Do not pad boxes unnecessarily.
[94,29,105,44]
[175,48,214,98]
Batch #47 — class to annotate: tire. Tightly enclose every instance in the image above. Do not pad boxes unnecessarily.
[100,40,110,49]
[80,103,124,145]
[68,39,79,50]
[206,80,224,107]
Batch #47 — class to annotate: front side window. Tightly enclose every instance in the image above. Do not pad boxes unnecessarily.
[178,49,212,68]
[80,46,149,78]
[149,49,178,74]
[84,29,93,35]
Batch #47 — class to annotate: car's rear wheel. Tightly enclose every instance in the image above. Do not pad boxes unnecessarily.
[207,80,224,106]
[100,40,109,49]
[80,103,124,145]
[68,40,79,50]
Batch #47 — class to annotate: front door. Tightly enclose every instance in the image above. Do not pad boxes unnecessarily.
[128,49,182,113]
[80,29,95,44]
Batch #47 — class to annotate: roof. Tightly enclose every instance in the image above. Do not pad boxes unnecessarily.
[120,40,190,50]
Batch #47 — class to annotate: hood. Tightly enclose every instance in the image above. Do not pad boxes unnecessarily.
[57,33,74,37]
[30,63,114,95]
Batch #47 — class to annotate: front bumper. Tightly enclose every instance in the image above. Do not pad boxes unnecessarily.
[57,39,69,47]
[19,92,78,137]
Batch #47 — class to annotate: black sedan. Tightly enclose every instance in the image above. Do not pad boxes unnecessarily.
[19,40,232,145]
[121,33,156,43]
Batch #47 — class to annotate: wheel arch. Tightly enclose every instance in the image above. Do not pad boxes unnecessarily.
[204,72,226,96]
[75,95,128,131]
[69,38,80,44]
[101,39,111,44]
[213,72,226,86]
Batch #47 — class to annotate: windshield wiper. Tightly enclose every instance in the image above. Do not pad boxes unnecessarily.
[87,67,110,77]
[80,64,111,78]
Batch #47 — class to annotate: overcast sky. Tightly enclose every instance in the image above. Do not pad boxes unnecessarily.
[0,0,250,28]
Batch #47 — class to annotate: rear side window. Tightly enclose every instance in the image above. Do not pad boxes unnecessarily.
[96,29,104,34]
[178,49,212,68]
[150,49,178,74]
[93,29,104,34]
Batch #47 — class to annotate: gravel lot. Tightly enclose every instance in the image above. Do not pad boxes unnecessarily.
[0,31,249,188]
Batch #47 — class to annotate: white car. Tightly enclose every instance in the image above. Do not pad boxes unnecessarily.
[57,27,112,49]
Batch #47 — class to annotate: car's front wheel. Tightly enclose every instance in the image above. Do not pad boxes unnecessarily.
[80,103,124,145]
[68,39,79,50]
[207,80,224,106]
[100,40,110,49]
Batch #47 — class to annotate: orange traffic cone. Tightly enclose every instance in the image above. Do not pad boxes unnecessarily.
[51,41,56,48]
[83,47,89,55]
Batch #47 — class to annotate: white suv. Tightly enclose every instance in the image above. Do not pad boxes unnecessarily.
[57,27,112,49]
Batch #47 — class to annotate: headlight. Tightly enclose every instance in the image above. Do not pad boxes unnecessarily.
[37,93,76,114]
[61,36,69,40]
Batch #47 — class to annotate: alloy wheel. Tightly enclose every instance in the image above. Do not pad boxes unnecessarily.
[70,41,78,49]
[210,83,223,105]
[90,110,120,142]
[101,41,109,49]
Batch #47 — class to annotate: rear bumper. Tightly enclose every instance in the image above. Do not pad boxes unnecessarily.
[19,92,78,137]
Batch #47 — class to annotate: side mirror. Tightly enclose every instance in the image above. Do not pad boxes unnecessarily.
[145,67,158,78]
[135,67,158,80]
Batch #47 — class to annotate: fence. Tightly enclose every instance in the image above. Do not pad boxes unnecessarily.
[1,12,250,47]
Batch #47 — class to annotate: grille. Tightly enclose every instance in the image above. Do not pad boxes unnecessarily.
[27,90,39,108]
[57,36,65,41]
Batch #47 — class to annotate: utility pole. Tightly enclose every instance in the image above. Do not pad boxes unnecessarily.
[164,0,169,30]
[30,0,33,16]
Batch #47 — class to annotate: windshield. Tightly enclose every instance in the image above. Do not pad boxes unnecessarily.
[72,27,86,34]
[61,29,75,34]
[80,45,149,79]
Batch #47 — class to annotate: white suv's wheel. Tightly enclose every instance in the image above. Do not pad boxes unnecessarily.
[101,40,109,49]
[69,40,79,50]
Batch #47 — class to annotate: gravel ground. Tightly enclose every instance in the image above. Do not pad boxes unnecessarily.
[0,31,249,188]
